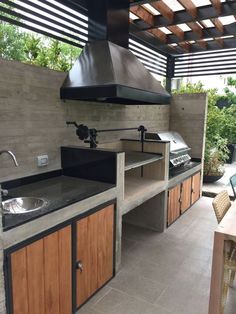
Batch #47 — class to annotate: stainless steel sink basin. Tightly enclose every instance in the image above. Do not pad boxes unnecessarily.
[2,197,48,214]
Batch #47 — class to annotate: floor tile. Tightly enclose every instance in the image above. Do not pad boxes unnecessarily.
[108,270,166,303]
[92,288,173,314]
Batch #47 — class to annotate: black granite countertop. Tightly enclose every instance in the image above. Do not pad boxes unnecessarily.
[169,161,201,178]
[3,175,115,231]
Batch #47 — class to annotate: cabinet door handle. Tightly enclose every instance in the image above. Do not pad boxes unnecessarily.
[76,260,83,273]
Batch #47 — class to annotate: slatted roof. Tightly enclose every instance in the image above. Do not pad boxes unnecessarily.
[129,0,236,55]
[1,0,236,78]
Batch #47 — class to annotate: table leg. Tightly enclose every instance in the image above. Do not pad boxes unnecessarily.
[209,232,225,314]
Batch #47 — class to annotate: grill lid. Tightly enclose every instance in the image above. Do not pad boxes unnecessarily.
[152,131,190,153]
[145,131,192,167]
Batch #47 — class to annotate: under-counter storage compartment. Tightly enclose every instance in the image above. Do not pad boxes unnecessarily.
[167,172,201,226]
[5,203,115,314]
[191,172,201,204]
[76,205,114,309]
[9,226,72,314]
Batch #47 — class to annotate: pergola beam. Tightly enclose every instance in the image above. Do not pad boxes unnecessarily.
[152,23,236,44]
[179,37,236,54]
[130,0,156,6]
[151,1,174,24]
[130,5,154,26]
[146,1,236,28]
[178,0,197,19]
[211,18,224,34]
[168,25,184,41]
[210,0,222,15]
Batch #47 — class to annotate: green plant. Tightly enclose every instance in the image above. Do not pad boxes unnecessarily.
[204,137,229,176]
[221,104,236,143]
[173,81,205,94]
[173,81,229,176]
[0,22,81,71]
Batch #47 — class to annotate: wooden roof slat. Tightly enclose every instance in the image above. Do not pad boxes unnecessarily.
[151,1,174,23]
[130,5,154,26]
[165,22,236,44]
[178,0,197,18]
[168,25,185,41]
[210,0,222,15]
[130,0,156,6]
[196,40,208,50]
[178,41,191,53]
[215,37,224,48]
[150,1,236,28]
[187,22,203,38]
[177,36,236,54]
[148,28,167,42]
[211,18,224,34]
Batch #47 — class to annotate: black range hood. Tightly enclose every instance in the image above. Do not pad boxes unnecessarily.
[60,0,171,105]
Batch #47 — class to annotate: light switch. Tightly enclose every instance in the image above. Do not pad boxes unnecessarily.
[37,155,49,167]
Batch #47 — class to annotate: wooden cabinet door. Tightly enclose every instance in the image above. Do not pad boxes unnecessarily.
[97,205,114,288]
[180,177,192,214]
[191,172,201,204]
[76,211,98,307]
[10,226,72,314]
[76,205,114,308]
[167,184,181,226]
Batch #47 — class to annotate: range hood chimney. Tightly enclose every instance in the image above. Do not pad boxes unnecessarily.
[60,0,171,105]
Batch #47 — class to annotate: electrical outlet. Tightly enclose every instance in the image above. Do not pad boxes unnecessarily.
[37,155,49,167]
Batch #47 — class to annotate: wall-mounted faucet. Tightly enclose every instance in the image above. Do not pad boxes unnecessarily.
[0,151,18,199]
[0,150,18,167]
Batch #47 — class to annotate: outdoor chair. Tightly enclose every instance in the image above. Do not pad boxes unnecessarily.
[229,173,236,200]
[212,190,236,314]
[212,190,231,223]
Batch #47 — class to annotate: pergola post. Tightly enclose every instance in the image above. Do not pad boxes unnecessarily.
[166,56,175,93]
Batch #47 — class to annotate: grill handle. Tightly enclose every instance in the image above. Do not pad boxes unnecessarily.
[171,148,191,155]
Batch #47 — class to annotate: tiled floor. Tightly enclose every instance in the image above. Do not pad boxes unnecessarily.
[77,197,236,314]
[203,163,236,198]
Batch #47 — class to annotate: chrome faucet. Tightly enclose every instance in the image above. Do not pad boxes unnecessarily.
[0,151,18,199]
[0,150,18,167]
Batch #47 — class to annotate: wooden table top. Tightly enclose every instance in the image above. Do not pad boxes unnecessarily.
[216,201,236,238]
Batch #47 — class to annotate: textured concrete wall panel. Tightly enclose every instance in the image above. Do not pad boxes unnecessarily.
[0,58,170,182]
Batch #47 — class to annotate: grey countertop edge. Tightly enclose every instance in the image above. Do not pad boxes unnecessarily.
[3,186,117,249]
[168,163,202,188]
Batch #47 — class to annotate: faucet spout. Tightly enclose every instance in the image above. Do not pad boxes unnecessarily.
[0,150,18,167]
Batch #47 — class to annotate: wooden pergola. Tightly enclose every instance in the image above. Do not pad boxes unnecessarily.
[1,0,236,89]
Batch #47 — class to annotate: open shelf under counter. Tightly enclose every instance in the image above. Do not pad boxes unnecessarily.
[125,151,163,171]
[123,176,167,215]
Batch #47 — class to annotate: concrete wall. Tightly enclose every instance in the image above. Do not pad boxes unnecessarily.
[170,93,208,160]
[0,193,5,313]
[0,58,170,183]
[0,59,208,313]
[0,58,170,313]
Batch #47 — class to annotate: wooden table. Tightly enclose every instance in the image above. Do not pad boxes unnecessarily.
[209,201,236,314]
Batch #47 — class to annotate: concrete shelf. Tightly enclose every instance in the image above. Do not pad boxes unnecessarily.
[125,151,163,171]
[123,176,167,215]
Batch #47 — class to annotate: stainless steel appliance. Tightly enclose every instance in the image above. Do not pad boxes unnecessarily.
[145,131,199,177]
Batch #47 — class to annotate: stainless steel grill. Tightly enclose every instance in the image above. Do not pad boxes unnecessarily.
[145,131,191,167]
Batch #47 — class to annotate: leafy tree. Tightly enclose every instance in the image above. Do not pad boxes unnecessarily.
[0,22,26,61]
[0,22,81,71]
[221,104,236,143]
[227,77,236,87]
[173,81,205,94]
